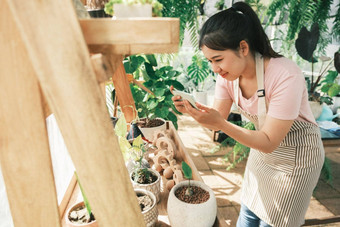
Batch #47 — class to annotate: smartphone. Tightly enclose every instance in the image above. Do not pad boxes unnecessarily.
[172,89,199,109]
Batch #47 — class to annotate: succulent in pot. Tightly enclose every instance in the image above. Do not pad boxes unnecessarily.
[167,162,217,227]
[134,188,158,227]
[130,167,161,203]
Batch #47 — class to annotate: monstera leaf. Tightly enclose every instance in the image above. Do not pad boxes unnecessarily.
[295,23,319,62]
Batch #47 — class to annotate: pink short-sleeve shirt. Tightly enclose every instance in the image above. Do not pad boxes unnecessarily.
[215,57,316,125]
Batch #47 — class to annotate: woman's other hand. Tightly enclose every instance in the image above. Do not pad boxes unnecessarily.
[183,100,225,131]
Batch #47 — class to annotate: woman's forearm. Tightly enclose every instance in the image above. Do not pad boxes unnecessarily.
[219,120,278,153]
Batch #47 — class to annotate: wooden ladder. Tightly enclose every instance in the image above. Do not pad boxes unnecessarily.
[0,0,179,226]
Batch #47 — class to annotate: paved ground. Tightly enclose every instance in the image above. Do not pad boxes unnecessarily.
[177,115,340,227]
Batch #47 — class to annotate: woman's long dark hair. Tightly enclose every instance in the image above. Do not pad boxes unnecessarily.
[199,2,281,58]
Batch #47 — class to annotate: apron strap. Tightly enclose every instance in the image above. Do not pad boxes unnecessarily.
[233,78,239,107]
[255,52,266,130]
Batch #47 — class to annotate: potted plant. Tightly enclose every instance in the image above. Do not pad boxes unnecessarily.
[186,53,213,105]
[126,54,184,138]
[65,172,97,227]
[167,161,217,227]
[113,114,161,202]
[134,188,158,227]
[129,134,161,203]
[104,0,163,18]
[85,0,111,18]
[295,23,340,118]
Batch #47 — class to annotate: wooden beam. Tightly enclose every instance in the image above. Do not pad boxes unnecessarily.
[0,2,60,226]
[5,0,145,226]
[80,18,180,55]
[111,62,137,123]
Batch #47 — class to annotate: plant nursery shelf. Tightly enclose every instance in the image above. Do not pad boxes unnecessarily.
[61,121,227,227]
[79,18,180,55]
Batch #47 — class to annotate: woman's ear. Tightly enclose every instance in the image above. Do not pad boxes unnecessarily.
[239,40,249,56]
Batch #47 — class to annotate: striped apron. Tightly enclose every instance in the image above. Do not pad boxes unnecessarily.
[234,53,325,227]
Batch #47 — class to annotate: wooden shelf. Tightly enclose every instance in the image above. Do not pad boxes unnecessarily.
[79,18,180,55]
[61,121,227,227]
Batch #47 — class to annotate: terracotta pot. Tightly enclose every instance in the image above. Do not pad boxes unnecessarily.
[135,188,158,227]
[138,118,166,142]
[65,201,98,227]
[167,180,217,227]
[130,168,161,203]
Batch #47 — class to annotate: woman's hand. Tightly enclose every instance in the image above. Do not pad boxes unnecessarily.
[183,100,225,131]
[170,86,189,114]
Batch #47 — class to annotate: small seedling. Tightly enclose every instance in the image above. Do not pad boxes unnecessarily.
[182,161,193,196]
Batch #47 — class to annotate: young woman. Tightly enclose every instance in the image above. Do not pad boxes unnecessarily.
[171,2,324,227]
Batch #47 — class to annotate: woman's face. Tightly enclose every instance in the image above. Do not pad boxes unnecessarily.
[201,45,247,81]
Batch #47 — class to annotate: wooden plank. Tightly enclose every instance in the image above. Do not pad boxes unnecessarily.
[303,216,340,226]
[60,121,229,226]
[80,18,180,54]
[5,0,145,226]
[167,122,203,181]
[111,62,137,123]
[166,122,228,227]
[0,2,60,226]
[89,43,180,55]
[59,175,77,219]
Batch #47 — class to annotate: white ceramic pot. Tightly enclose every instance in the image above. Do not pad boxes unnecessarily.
[193,90,207,105]
[113,3,152,18]
[138,118,166,142]
[131,168,161,203]
[167,180,217,227]
[134,189,158,227]
[309,101,323,119]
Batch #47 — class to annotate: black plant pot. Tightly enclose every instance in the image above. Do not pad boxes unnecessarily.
[111,117,118,128]
[87,9,111,18]
[126,122,144,140]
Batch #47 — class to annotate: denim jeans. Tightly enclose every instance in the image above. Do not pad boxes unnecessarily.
[236,203,272,227]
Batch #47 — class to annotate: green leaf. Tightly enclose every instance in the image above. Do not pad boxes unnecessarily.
[155,107,169,118]
[75,172,92,217]
[132,135,143,148]
[119,137,132,160]
[115,115,127,137]
[143,80,153,89]
[154,88,165,96]
[147,99,158,109]
[145,54,158,67]
[159,66,173,72]
[124,56,145,73]
[155,81,165,88]
[166,70,177,78]
[166,111,178,123]
[182,161,192,180]
[166,80,185,90]
[145,62,157,79]
[328,84,340,97]
[324,71,339,83]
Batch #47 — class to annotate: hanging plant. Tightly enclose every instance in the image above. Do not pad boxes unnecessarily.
[266,0,338,55]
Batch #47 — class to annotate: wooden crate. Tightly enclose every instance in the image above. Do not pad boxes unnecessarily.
[61,121,227,227]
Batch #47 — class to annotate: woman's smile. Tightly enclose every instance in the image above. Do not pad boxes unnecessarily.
[220,72,229,79]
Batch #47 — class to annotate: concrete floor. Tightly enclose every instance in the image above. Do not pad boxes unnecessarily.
[177,115,340,227]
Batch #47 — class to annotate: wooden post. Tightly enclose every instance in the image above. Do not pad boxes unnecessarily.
[111,62,138,123]
[0,2,60,226]
[3,0,145,226]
